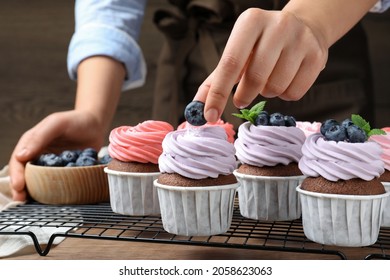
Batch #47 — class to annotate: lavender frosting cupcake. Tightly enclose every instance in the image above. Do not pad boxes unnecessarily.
[297,117,389,246]
[155,126,239,236]
[234,120,306,221]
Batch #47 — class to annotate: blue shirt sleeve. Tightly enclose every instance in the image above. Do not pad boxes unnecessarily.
[67,0,148,91]
[370,0,390,12]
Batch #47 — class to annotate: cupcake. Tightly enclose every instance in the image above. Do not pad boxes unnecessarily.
[297,115,389,246]
[370,127,390,226]
[104,120,174,215]
[232,101,306,221]
[155,124,238,236]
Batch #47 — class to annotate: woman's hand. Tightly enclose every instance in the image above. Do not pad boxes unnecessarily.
[8,110,106,201]
[9,56,125,201]
[196,0,378,122]
[195,8,328,122]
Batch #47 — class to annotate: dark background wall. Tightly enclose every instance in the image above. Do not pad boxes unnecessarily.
[0,1,389,167]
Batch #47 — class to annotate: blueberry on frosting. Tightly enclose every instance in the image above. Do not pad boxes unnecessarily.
[233,100,297,127]
[320,114,385,143]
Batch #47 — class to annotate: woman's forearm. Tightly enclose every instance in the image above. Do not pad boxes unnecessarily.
[284,0,378,48]
[75,56,126,134]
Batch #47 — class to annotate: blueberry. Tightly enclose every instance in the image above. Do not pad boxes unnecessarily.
[99,154,112,164]
[60,150,79,164]
[255,111,269,126]
[43,154,65,167]
[184,101,207,126]
[80,148,98,159]
[320,119,339,136]
[284,115,296,127]
[75,155,97,166]
[269,113,285,126]
[341,118,354,129]
[66,162,77,167]
[35,154,52,166]
[346,125,367,143]
[324,124,347,142]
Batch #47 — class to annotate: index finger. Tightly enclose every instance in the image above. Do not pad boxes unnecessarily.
[202,11,261,122]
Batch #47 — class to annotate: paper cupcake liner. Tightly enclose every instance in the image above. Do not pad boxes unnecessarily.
[104,168,160,216]
[297,185,390,247]
[154,180,239,236]
[381,182,390,227]
[233,171,304,221]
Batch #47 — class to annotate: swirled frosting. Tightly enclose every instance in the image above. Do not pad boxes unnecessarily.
[108,121,174,164]
[158,126,237,179]
[299,133,384,181]
[177,119,236,143]
[234,122,306,167]
[370,131,390,171]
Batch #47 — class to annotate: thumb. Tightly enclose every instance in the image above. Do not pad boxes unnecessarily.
[9,115,63,200]
[9,132,42,199]
[15,112,67,162]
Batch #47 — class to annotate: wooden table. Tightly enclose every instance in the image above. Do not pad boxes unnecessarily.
[3,237,385,260]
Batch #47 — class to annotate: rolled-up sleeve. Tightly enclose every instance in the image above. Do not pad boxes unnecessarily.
[67,0,148,91]
[370,0,390,12]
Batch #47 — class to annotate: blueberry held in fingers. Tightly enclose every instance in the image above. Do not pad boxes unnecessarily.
[184,101,207,126]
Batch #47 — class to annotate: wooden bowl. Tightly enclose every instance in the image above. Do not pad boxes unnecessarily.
[25,162,109,205]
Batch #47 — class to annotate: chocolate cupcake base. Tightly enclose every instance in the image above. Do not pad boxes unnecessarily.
[301,176,385,195]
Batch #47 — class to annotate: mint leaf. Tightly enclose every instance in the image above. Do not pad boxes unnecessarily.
[240,109,250,115]
[351,114,371,134]
[351,114,386,139]
[232,112,242,117]
[232,113,245,119]
[368,128,386,137]
[250,101,266,114]
[232,100,267,124]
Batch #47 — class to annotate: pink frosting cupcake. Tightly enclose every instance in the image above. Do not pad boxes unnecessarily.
[370,129,390,226]
[104,120,174,216]
[108,121,174,165]
[370,130,390,178]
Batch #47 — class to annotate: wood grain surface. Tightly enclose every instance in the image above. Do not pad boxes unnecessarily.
[3,237,384,260]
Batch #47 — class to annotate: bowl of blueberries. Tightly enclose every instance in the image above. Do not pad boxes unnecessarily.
[25,148,112,205]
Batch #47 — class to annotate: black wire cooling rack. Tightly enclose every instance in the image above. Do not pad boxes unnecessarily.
[1,202,389,260]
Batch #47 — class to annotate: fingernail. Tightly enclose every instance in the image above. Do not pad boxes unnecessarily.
[17,148,28,157]
[261,92,278,98]
[205,108,219,123]
[233,100,249,109]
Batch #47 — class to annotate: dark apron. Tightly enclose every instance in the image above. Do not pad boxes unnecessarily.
[151,0,374,128]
